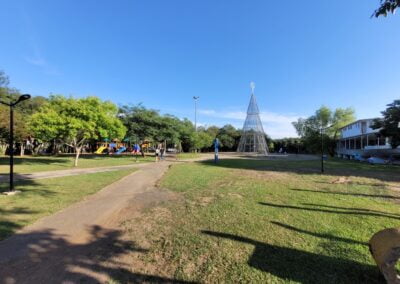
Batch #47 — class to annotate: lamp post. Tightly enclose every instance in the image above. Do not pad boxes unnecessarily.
[0,94,31,193]
[193,96,199,131]
[320,124,333,174]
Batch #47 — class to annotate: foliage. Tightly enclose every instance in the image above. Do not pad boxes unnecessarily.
[293,106,355,155]
[373,0,400,17]
[217,124,241,150]
[192,130,214,151]
[371,100,400,149]
[0,71,48,155]
[29,96,126,166]
[272,138,303,153]
[119,105,243,152]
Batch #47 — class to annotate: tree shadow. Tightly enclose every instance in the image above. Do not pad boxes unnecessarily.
[301,203,400,218]
[0,225,195,283]
[0,207,39,241]
[259,202,400,220]
[291,188,400,200]
[199,158,400,183]
[270,221,368,246]
[0,156,70,166]
[0,179,58,240]
[201,230,383,283]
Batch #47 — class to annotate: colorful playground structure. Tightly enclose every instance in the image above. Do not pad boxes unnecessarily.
[94,140,153,155]
[95,141,127,155]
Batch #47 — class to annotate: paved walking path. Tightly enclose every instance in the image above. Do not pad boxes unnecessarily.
[0,161,173,283]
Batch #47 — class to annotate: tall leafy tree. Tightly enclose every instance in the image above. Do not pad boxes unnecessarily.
[371,100,400,149]
[293,106,355,155]
[0,71,48,155]
[217,124,241,150]
[30,96,126,166]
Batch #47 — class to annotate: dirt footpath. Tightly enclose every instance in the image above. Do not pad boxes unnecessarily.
[0,161,188,284]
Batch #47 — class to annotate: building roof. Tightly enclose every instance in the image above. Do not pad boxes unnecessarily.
[338,118,379,131]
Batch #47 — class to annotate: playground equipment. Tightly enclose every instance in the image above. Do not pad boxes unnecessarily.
[115,146,127,155]
[95,146,107,154]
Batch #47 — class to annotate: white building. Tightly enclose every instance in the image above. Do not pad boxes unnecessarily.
[337,119,400,158]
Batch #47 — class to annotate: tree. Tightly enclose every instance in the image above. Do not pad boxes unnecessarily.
[0,71,48,155]
[373,0,400,17]
[293,106,355,155]
[30,96,126,166]
[192,131,214,151]
[119,104,162,142]
[217,124,241,151]
[371,100,400,149]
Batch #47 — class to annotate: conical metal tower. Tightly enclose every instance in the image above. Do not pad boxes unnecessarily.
[237,82,269,155]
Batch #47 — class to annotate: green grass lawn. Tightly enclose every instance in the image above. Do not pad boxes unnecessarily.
[0,154,153,174]
[0,168,136,240]
[122,158,400,283]
[175,152,202,160]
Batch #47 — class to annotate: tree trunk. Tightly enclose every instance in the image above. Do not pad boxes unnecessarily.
[74,147,81,167]
[20,142,25,156]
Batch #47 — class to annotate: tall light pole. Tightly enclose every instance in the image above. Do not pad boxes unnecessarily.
[193,96,199,131]
[0,94,31,193]
[320,124,333,174]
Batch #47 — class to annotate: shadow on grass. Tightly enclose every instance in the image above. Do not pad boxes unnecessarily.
[259,202,400,220]
[301,203,400,218]
[0,225,195,283]
[0,179,55,240]
[270,221,368,246]
[291,188,400,200]
[0,156,70,166]
[202,230,383,283]
[0,207,39,240]
[199,158,400,183]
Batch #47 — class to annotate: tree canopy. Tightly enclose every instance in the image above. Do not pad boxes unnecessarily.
[29,96,126,166]
[371,100,400,149]
[373,0,400,17]
[293,106,355,155]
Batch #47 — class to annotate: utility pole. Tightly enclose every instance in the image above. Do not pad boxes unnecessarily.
[193,96,199,131]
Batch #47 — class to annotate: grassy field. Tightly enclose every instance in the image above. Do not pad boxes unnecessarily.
[0,168,136,240]
[175,152,202,160]
[121,158,400,283]
[0,154,153,174]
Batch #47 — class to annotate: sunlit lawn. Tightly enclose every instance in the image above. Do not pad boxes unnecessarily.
[0,154,153,174]
[175,152,202,160]
[122,158,400,283]
[0,168,136,240]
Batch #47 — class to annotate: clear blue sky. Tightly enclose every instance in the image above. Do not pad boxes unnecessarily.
[1,0,399,138]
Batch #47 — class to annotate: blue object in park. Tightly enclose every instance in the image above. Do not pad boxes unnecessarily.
[115,147,127,154]
[213,138,219,164]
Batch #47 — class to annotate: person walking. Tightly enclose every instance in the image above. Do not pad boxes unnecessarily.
[132,143,140,162]
[155,147,160,162]
[160,146,165,161]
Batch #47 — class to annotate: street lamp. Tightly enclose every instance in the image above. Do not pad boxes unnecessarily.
[193,96,199,131]
[320,124,333,174]
[0,94,31,193]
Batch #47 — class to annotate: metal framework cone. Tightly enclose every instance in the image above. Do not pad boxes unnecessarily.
[237,85,269,155]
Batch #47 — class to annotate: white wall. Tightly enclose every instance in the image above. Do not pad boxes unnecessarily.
[340,120,379,139]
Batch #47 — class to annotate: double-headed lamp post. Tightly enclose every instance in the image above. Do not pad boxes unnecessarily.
[0,94,31,193]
